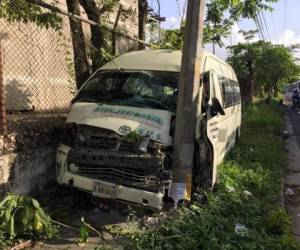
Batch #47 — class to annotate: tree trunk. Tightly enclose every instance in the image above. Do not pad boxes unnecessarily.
[79,0,105,71]
[273,81,278,97]
[66,0,90,89]
[138,0,147,50]
[112,5,122,56]
[243,60,255,103]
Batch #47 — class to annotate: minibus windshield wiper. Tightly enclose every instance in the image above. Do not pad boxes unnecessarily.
[73,97,102,103]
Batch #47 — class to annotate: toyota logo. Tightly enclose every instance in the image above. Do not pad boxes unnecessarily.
[118,125,132,135]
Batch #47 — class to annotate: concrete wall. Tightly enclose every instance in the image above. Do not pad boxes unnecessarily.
[0,146,56,197]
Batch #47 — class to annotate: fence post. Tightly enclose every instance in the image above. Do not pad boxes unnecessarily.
[0,33,8,135]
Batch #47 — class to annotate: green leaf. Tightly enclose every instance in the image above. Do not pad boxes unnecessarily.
[79,224,90,244]
[8,216,15,239]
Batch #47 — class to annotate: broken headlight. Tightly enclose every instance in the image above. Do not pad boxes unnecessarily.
[68,163,79,173]
[60,123,76,146]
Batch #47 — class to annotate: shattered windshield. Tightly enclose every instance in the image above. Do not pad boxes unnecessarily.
[74,70,179,112]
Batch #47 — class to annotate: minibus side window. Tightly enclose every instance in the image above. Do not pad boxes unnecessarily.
[218,76,240,108]
[201,72,210,114]
[218,76,226,107]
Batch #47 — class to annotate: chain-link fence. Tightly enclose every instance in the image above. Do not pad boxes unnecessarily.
[2,17,74,122]
[0,2,157,151]
[0,15,75,150]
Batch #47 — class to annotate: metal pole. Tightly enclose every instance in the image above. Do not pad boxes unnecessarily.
[0,40,7,135]
[169,0,206,207]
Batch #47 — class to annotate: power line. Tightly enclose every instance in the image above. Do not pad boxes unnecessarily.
[283,0,287,31]
[257,12,269,41]
[270,12,278,41]
[261,12,271,41]
[254,14,265,41]
[283,0,287,45]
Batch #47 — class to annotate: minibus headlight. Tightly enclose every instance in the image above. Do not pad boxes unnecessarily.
[69,163,79,173]
[60,123,76,146]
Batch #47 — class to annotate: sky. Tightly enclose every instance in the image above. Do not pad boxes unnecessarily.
[148,0,300,59]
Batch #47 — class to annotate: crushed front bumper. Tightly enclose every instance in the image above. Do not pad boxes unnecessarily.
[56,143,165,209]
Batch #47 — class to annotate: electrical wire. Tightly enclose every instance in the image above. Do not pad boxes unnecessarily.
[283,0,287,45]
[261,12,272,41]
[254,14,265,41]
[283,0,287,32]
[270,12,278,41]
[257,12,268,41]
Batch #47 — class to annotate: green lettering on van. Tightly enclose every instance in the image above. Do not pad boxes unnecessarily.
[93,105,164,126]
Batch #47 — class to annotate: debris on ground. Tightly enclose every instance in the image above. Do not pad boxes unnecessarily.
[234,223,248,236]
[286,187,295,195]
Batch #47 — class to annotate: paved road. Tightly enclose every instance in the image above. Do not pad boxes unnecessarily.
[285,108,300,241]
[289,109,300,147]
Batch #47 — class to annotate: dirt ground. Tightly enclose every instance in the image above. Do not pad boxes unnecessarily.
[27,185,154,250]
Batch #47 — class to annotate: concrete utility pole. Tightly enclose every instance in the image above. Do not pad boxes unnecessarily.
[169,0,206,206]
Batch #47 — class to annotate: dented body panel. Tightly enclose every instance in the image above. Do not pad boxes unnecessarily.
[56,50,241,209]
[66,103,173,145]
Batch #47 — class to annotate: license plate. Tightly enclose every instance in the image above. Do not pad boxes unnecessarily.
[92,182,117,198]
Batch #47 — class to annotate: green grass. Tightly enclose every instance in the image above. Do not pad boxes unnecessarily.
[125,100,299,250]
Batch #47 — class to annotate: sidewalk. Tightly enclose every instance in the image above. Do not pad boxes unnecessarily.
[284,109,300,241]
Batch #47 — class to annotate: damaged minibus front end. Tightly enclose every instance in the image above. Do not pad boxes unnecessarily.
[56,52,181,209]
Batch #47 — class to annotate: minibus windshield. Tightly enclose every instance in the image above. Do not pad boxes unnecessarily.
[74,71,179,112]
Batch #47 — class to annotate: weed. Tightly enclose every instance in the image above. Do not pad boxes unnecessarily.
[124,101,299,250]
[0,194,56,248]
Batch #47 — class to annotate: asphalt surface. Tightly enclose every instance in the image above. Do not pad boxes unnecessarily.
[285,107,300,242]
[289,109,300,147]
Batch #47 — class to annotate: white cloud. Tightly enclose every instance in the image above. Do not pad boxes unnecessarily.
[222,23,259,47]
[162,16,181,29]
[273,29,300,46]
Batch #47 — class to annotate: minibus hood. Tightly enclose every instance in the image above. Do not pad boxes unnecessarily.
[66,102,173,145]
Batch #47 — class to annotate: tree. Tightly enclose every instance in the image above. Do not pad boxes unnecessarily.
[138,0,148,50]
[227,41,300,101]
[0,0,62,29]
[153,0,278,50]
[256,45,300,97]
[66,0,90,89]
[204,0,278,46]
[151,28,184,50]
[78,0,118,71]
[227,41,267,102]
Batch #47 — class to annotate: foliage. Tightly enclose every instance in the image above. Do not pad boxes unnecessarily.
[204,0,278,45]
[79,218,90,244]
[0,194,56,247]
[124,131,142,142]
[0,0,62,30]
[155,0,279,49]
[227,42,300,96]
[256,45,300,93]
[124,100,299,250]
[151,28,184,50]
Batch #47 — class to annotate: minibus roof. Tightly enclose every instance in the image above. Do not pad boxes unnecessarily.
[100,49,230,73]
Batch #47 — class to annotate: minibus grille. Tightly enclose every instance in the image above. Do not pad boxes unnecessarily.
[75,125,136,152]
[67,147,163,186]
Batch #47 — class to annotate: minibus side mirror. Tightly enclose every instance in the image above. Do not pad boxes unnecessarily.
[212,97,225,115]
